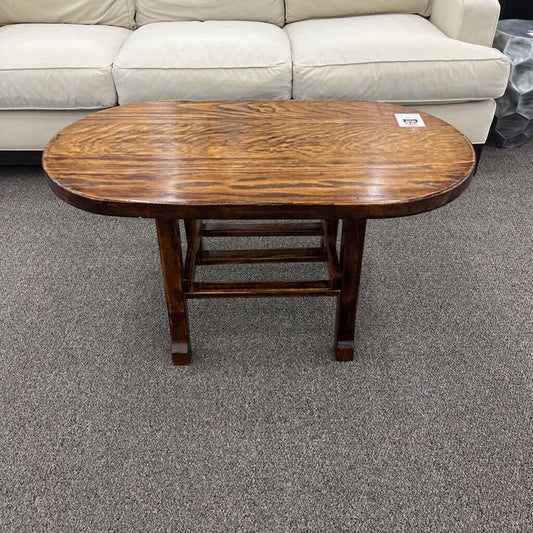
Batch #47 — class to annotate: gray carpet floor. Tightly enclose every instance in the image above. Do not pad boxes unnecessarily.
[1,145,532,532]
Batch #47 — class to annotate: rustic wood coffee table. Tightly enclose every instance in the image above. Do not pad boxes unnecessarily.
[43,101,475,365]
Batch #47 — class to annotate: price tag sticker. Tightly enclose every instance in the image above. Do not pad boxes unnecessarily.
[394,113,426,128]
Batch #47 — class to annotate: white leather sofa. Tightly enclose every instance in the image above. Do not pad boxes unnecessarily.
[0,0,510,158]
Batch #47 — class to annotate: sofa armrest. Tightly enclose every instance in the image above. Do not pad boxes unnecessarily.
[430,0,500,47]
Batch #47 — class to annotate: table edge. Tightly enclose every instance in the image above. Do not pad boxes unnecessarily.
[44,166,474,220]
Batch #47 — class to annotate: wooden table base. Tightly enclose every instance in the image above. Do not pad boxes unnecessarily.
[156,218,366,365]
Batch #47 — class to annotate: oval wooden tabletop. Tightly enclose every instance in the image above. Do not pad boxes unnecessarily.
[43,100,476,219]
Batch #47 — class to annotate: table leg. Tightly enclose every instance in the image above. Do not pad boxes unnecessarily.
[335,218,367,361]
[156,219,191,365]
[185,219,203,251]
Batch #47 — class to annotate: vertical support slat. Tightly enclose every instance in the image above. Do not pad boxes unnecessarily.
[328,219,339,244]
[184,219,193,243]
[183,219,200,288]
[323,219,342,289]
[156,219,191,365]
[199,221,324,237]
[335,218,367,361]
[321,219,339,249]
[185,218,203,252]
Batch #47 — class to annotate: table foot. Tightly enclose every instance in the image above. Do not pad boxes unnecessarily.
[335,219,367,362]
[156,219,191,365]
[172,343,191,366]
[336,341,355,362]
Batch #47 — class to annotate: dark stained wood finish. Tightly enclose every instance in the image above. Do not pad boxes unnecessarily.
[183,219,200,289]
[43,100,475,220]
[42,100,476,365]
[188,218,342,294]
[156,219,191,365]
[323,220,342,289]
[184,219,194,245]
[196,247,327,265]
[200,221,324,237]
[186,280,338,299]
[329,220,339,244]
[336,219,367,361]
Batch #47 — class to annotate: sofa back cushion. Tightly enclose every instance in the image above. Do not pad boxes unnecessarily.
[135,0,285,27]
[0,0,135,29]
[285,0,432,23]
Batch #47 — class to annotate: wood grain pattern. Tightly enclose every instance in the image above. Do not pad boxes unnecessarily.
[199,221,324,237]
[196,247,327,265]
[156,219,191,365]
[183,219,200,289]
[335,219,367,362]
[42,101,476,365]
[43,100,475,220]
[323,220,342,289]
[186,280,338,299]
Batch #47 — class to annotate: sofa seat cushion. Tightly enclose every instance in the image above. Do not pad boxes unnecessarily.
[0,24,132,110]
[113,21,292,103]
[285,14,510,103]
